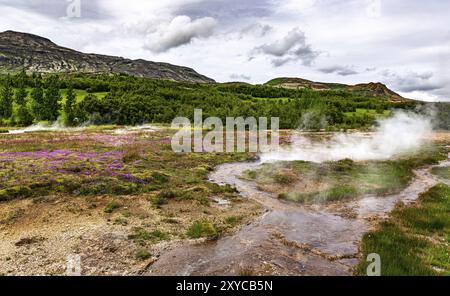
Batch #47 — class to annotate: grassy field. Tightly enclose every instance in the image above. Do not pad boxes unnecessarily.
[0,128,263,274]
[356,183,450,276]
[243,146,447,204]
[344,108,391,118]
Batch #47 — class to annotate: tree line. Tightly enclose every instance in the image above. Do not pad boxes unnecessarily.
[0,72,447,130]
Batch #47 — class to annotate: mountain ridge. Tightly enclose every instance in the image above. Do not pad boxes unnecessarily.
[0,30,215,83]
[265,77,410,102]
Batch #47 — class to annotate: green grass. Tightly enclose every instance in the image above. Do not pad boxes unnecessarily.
[0,186,33,202]
[186,220,218,239]
[128,227,170,245]
[135,249,151,261]
[264,78,284,86]
[225,216,243,227]
[356,184,450,276]
[104,201,121,213]
[279,185,359,203]
[431,167,450,180]
[344,108,391,117]
[150,189,178,207]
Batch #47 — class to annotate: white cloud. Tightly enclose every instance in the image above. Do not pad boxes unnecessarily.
[382,70,443,93]
[255,28,319,67]
[0,0,449,101]
[319,65,359,76]
[143,16,217,53]
[230,73,251,81]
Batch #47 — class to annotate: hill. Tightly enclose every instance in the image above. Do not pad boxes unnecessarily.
[0,31,214,83]
[265,77,409,102]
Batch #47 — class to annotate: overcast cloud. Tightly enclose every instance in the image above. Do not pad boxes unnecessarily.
[319,65,359,76]
[0,0,449,101]
[255,28,319,67]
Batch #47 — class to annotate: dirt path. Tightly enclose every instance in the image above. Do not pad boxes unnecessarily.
[147,159,450,276]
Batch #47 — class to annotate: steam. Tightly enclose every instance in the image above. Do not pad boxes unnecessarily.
[7,122,78,134]
[8,122,160,135]
[260,111,433,163]
[113,124,159,134]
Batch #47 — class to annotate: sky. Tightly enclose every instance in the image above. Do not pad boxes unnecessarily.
[0,0,449,102]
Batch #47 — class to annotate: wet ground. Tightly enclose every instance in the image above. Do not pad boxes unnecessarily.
[147,158,450,276]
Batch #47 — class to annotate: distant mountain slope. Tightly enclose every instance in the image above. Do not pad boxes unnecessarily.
[266,77,409,102]
[0,30,215,83]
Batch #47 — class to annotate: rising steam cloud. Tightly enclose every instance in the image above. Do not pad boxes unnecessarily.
[261,111,433,163]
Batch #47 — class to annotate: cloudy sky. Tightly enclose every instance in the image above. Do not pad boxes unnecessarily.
[0,0,449,101]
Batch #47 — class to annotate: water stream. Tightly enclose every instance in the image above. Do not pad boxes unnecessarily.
[147,158,449,275]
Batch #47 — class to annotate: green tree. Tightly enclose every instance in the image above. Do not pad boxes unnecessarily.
[64,84,76,125]
[31,76,45,121]
[42,75,60,121]
[0,75,13,120]
[14,71,33,126]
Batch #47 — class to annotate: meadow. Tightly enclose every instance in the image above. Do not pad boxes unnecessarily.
[356,183,450,276]
[0,128,262,275]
